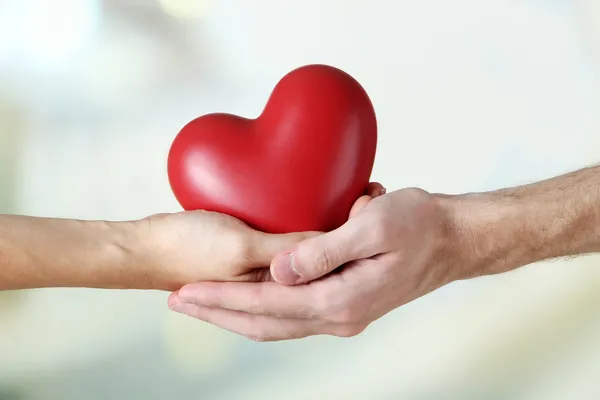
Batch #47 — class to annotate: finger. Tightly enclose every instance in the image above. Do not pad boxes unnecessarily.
[168,300,322,342]
[175,280,332,318]
[365,182,386,197]
[349,195,372,218]
[270,217,379,285]
[350,183,387,218]
[247,230,322,268]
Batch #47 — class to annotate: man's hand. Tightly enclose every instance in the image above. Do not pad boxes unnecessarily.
[167,187,468,340]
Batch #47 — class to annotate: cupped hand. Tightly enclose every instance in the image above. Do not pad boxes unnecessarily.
[166,184,466,341]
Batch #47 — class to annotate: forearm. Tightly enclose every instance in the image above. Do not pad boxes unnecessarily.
[446,165,600,279]
[0,215,155,290]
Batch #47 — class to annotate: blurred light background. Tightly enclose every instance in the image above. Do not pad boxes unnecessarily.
[1,0,600,399]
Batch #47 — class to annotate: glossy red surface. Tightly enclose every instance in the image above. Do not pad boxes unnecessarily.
[168,64,377,233]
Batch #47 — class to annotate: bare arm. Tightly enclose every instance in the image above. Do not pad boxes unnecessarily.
[0,211,316,291]
[0,216,146,290]
[448,164,600,279]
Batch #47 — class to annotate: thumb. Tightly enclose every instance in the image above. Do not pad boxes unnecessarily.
[270,219,375,285]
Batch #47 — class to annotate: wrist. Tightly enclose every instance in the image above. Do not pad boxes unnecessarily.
[81,219,158,290]
[71,218,178,291]
[123,217,183,291]
[130,214,198,291]
[435,191,536,281]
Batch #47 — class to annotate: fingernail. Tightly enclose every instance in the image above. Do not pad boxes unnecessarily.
[380,188,386,195]
[272,253,301,284]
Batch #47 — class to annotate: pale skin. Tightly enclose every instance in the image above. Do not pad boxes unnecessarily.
[0,184,383,291]
[4,165,600,342]
[169,164,600,342]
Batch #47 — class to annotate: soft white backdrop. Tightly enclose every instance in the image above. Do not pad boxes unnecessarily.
[0,0,599,398]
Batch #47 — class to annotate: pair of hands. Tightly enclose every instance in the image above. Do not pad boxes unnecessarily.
[149,183,463,341]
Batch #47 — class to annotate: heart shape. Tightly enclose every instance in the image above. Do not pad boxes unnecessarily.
[168,64,377,233]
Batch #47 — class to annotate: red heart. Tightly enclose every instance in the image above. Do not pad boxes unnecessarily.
[168,64,377,234]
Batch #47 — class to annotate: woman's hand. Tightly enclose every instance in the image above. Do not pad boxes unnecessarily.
[141,210,319,290]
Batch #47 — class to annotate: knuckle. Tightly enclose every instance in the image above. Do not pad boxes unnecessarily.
[243,322,269,342]
[246,286,276,317]
[246,327,279,342]
[334,324,367,338]
[247,335,269,342]
[312,247,336,276]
